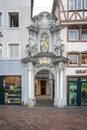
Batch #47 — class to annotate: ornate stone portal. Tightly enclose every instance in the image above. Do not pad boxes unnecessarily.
[22,12,68,107]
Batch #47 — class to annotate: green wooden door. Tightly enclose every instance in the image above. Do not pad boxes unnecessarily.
[68,77,87,106]
[81,82,87,105]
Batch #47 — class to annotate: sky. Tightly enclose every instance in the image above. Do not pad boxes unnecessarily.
[33,0,54,16]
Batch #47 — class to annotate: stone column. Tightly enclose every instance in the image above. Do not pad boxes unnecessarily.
[58,62,65,107]
[27,62,36,107]
[54,65,60,106]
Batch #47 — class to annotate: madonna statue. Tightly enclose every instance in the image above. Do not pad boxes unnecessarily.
[40,34,49,52]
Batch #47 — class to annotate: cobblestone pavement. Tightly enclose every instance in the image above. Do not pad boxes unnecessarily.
[0,105,87,130]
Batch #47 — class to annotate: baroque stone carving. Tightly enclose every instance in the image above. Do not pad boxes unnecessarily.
[0,32,3,37]
[33,12,58,29]
[26,44,37,56]
[54,44,65,56]
[39,57,51,64]
[40,33,49,52]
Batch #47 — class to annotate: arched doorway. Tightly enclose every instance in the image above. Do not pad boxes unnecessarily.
[35,69,54,106]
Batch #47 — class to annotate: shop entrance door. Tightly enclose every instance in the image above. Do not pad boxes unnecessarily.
[68,77,87,106]
[41,80,46,95]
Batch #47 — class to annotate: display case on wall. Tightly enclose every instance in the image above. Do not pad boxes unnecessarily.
[3,76,21,104]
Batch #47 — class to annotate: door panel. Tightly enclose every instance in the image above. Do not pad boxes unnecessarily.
[81,82,87,105]
[41,80,46,95]
[68,82,77,105]
[41,86,46,95]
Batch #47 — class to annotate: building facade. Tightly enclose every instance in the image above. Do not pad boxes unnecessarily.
[0,0,69,107]
[0,0,87,107]
[0,0,33,105]
[52,0,87,106]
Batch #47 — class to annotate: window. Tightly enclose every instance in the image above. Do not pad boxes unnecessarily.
[69,0,75,10]
[68,54,79,66]
[81,29,87,40]
[81,53,87,65]
[68,26,87,41]
[8,12,19,27]
[0,44,2,58]
[77,0,82,10]
[69,29,79,41]
[9,44,19,59]
[68,52,87,67]
[3,76,21,104]
[84,0,87,9]
[0,13,2,27]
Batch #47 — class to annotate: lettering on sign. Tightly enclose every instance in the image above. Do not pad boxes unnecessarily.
[76,70,87,74]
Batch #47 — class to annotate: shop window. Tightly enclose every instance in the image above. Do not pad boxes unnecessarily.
[68,29,79,41]
[3,76,21,104]
[8,12,19,27]
[81,53,87,65]
[68,77,87,106]
[68,54,79,66]
[81,77,87,81]
[9,44,19,59]
[0,44,2,59]
[81,29,87,40]
[68,82,77,106]
[0,12,2,27]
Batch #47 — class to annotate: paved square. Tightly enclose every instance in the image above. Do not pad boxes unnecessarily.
[0,105,87,130]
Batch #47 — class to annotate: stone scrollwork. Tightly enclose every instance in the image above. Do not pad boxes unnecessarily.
[26,44,37,56]
[38,13,51,28]
[54,46,60,56]
[33,12,58,29]
[26,31,37,56]
[54,44,64,56]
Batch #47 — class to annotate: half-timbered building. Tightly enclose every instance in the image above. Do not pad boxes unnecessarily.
[52,0,87,106]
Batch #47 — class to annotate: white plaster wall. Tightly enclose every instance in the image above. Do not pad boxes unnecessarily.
[0,0,30,8]
[0,0,32,59]
[20,7,32,58]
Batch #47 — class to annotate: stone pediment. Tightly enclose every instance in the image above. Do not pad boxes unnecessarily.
[33,12,58,29]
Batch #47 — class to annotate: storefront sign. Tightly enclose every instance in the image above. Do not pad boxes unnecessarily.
[76,70,87,74]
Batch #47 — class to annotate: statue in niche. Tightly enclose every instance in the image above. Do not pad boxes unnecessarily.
[40,33,49,52]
